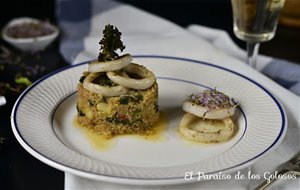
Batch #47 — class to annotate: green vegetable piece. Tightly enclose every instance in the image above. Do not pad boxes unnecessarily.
[120,95,130,105]
[93,74,115,87]
[98,24,125,61]
[15,77,32,87]
[133,94,143,102]
[76,104,85,116]
[154,103,159,112]
[79,75,86,83]
[88,99,97,106]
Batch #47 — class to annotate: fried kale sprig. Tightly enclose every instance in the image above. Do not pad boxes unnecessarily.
[98,24,125,62]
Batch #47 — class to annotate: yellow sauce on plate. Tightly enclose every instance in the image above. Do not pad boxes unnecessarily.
[73,112,168,151]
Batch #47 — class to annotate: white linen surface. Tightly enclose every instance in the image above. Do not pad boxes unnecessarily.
[63,3,300,190]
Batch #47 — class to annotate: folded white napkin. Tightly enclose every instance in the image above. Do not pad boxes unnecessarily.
[57,0,300,189]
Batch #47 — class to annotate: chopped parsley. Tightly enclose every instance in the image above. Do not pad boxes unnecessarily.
[92,73,116,87]
[119,94,144,105]
[79,75,86,83]
[76,104,85,116]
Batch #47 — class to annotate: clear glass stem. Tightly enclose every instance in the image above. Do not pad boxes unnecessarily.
[246,42,260,68]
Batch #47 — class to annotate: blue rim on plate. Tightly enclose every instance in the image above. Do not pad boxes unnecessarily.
[50,79,248,170]
[11,55,287,183]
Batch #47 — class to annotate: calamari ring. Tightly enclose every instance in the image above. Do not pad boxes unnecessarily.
[107,63,156,90]
[88,54,132,72]
[179,113,235,143]
[183,101,235,120]
[83,72,128,97]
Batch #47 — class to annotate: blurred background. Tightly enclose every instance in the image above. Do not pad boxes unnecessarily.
[1,0,300,62]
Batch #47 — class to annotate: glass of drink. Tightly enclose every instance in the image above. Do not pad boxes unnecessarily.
[231,0,286,68]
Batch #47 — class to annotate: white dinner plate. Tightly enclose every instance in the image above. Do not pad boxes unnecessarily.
[11,55,287,185]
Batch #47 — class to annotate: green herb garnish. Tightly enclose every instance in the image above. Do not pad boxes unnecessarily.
[88,99,97,106]
[133,94,143,102]
[119,94,143,105]
[98,24,125,62]
[93,74,115,87]
[76,104,85,116]
[120,95,130,105]
[15,77,32,87]
[79,75,86,83]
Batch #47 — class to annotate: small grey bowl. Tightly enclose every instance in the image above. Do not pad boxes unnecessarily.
[2,17,59,52]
